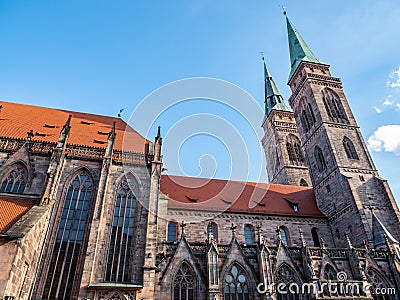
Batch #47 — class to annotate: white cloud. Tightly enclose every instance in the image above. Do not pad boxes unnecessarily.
[387,67,400,88]
[367,125,400,155]
[397,103,400,111]
[382,98,393,106]
[373,106,382,113]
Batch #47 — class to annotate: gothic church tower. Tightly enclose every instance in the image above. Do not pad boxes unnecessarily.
[262,58,311,186]
[284,16,400,247]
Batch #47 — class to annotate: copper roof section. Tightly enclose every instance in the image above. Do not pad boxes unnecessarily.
[0,196,35,233]
[161,175,325,218]
[0,101,148,153]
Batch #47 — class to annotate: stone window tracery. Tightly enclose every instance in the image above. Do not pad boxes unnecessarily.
[106,179,137,282]
[0,165,27,193]
[43,171,93,300]
[275,264,300,300]
[223,264,250,300]
[173,262,196,300]
[286,134,305,166]
[322,88,349,124]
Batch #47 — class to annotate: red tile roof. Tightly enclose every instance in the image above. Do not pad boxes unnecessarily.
[0,101,148,153]
[161,175,325,218]
[0,196,35,233]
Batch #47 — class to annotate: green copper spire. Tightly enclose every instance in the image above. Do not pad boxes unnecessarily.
[286,16,323,81]
[263,58,290,116]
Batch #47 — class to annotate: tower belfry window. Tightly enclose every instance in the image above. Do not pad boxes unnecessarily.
[322,88,349,124]
[314,146,327,172]
[343,137,359,160]
[286,134,305,166]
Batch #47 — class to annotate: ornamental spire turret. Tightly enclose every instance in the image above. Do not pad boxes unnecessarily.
[263,57,290,116]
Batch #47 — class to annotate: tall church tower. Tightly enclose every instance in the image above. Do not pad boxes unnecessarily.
[284,16,400,247]
[261,58,311,186]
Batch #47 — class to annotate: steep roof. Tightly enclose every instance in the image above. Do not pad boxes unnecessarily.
[0,101,148,153]
[161,175,325,218]
[286,16,324,82]
[0,196,35,233]
[263,60,291,116]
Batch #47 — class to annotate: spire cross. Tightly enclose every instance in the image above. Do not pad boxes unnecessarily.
[180,221,186,235]
[299,229,307,247]
[281,5,287,15]
[230,223,237,235]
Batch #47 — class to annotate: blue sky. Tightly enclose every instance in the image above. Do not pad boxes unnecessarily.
[0,0,400,201]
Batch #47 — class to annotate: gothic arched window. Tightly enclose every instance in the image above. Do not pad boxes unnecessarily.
[0,165,27,193]
[286,134,305,166]
[299,178,308,186]
[167,221,178,242]
[311,228,320,247]
[343,137,359,160]
[275,264,300,300]
[367,269,390,300]
[207,222,218,241]
[299,98,316,133]
[244,225,254,245]
[314,146,327,172]
[279,227,289,246]
[322,88,349,124]
[43,171,93,300]
[223,264,250,300]
[173,262,196,300]
[106,179,137,282]
[323,265,336,280]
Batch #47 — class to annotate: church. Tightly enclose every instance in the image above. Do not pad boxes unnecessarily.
[0,15,399,300]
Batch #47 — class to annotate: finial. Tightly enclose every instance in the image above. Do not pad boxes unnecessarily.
[27,129,34,141]
[109,121,116,138]
[276,226,281,238]
[281,5,287,15]
[362,240,368,251]
[230,223,237,235]
[180,221,187,236]
[259,51,265,61]
[344,232,353,248]
[299,229,306,247]
[117,108,125,118]
[156,126,161,138]
[256,223,262,242]
[320,238,326,250]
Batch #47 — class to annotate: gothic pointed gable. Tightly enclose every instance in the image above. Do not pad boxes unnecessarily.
[160,234,205,283]
[274,240,303,281]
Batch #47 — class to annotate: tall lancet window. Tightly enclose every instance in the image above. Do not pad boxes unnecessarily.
[286,134,305,166]
[314,146,327,172]
[208,250,218,285]
[223,264,250,300]
[43,171,93,300]
[322,88,349,124]
[173,262,196,300]
[0,165,27,193]
[343,137,359,160]
[106,179,137,282]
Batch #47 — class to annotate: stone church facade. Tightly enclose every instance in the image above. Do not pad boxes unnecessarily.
[0,16,400,300]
